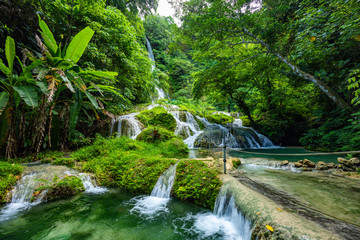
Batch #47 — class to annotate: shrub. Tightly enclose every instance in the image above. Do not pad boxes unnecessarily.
[137,107,176,131]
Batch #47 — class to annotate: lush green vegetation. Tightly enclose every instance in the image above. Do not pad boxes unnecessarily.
[0,162,22,203]
[137,107,177,131]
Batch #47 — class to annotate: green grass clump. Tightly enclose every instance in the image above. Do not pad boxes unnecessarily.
[0,162,23,203]
[173,160,221,209]
[136,126,177,143]
[137,107,176,131]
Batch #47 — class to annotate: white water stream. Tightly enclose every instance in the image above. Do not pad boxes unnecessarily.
[0,165,107,222]
[131,164,177,217]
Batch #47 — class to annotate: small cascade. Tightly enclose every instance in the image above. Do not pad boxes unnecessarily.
[191,190,252,240]
[170,110,203,148]
[131,164,178,217]
[150,164,177,198]
[110,113,143,139]
[79,173,107,194]
[0,165,74,222]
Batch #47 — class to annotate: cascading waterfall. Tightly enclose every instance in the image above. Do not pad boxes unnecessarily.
[79,173,107,194]
[146,37,167,101]
[0,165,107,222]
[190,189,252,240]
[131,164,178,216]
[110,113,143,139]
[0,172,48,222]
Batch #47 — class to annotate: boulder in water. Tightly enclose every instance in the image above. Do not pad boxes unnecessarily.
[294,162,303,168]
[316,161,328,170]
[350,157,360,166]
[281,160,289,166]
[327,163,336,168]
[303,159,315,168]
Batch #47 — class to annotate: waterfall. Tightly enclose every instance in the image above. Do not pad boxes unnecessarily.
[146,37,167,101]
[79,173,107,194]
[0,173,47,222]
[192,190,252,240]
[146,37,155,71]
[131,164,178,217]
[111,113,143,139]
[170,110,204,148]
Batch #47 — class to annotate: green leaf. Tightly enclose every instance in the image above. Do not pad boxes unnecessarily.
[70,93,82,132]
[13,86,38,107]
[84,91,99,109]
[5,36,15,74]
[78,71,118,78]
[35,81,49,95]
[0,92,10,115]
[39,20,58,56]
[0,59,10,76]
[65,27,94,64]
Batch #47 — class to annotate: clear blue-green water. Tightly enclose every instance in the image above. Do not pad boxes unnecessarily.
[228,147,346,163]
[0,189,246,240]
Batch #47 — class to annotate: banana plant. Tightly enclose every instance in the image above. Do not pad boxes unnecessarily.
[0,36,41,115]
[28,18,121,152]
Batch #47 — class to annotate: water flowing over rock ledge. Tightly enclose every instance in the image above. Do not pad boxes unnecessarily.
[221,173,360,240]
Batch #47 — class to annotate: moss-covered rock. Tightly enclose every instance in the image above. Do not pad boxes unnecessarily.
[0,162,22,203]
[137,107,176,131]
[173,160,221,209]
[205,113,233,125]
[35,175,85,201]
[136,126,177,143]
[159,138,189,157]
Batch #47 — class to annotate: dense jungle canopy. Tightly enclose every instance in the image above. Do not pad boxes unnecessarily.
[0,0,359,159]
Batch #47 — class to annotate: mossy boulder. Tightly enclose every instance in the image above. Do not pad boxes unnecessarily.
[0,162,22,203]
[137,107,176,131]
[35,175,85,201]
[136,126,177,143]
[205,113,233,125]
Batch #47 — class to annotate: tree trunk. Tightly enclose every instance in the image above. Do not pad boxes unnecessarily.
[242,27,353,112]
[5,103,17,159]
[31,96,49,154]
[59,103,70,151]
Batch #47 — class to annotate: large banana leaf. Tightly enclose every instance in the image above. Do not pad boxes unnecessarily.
[0,92,10,115]
[65,27,94,64]
[5,36,15,74]
[13,86,38,107]
[78,71,118,78]
[84,91,99,109]
[39,20,58,56]
[69,90,83,132]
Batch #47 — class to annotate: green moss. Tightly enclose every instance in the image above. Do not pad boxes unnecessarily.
[159,138,189,158]
[136,126,177,143]
[233,159,241,169]
[51,158,75,168]
[38,176,85,201]
[173,160,221,209]
[0,162,23,203]
[137,107,176,131]
[205,114,233,125]
[240,116,251,127]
